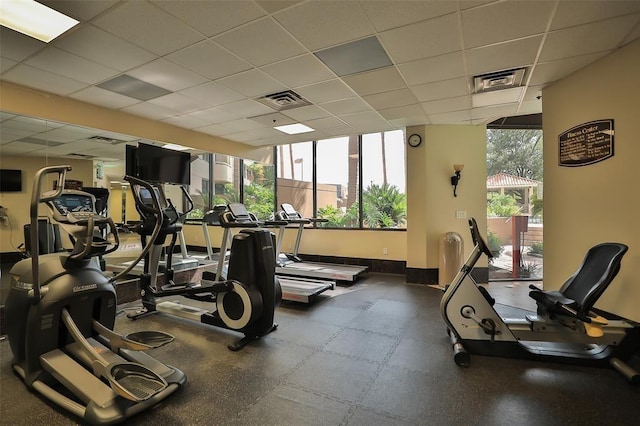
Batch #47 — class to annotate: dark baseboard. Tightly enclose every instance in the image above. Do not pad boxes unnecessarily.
[405,267,489,285]
[298,254,406,275]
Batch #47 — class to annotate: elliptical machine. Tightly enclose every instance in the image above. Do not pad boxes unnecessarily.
[125,176,281,351]
[441,217,640,383]
[6,166,186,424]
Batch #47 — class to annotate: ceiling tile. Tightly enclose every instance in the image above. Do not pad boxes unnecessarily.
[471,104,519,121]
[53,25,157,72]
[523,85,544,102]
[166,41,252,80]
[320,98,372,115]
[217,99,275,117]
[315,36,392,77]
[339,111,390,131]
[411,77,470,102]
[1,57,17,73]
[295,79,357,104]
[25,47,119,85]
[217,69,286,98]
[398,51,466,86]
[461,1,555,49]
[3,115,64,132]
[282,105,331,122]
[122,102,178,120]
[70,86,140,109]
[256,1,303,14]
[421,96,471,115]
[214,17,307,67]
[303,116,350,132]
[379,13,461,63]
[93,1,204,55]
[148,93,212,113]
[360,0,457,32]
[161,114,210,129]
[195,123,237,137]
[152,0,266,37]
[378,104,427,121]
[0,27,46,61]
[223,118,268,132]
[178,82,245,107]
[551,1,640,30]
[428,110,471,124]
[363,89,418,110]
[188,107,243,124]
[128,58,208,92]
[40,0,119,21]
[262,54,335,88]
[1,64,88,95]
[529,52,609,86]
[465,36,543,76]
[539,15,640,62]
[248,112,294,127]
[274,1,374,51]
[343,67,406,96]
[0,141,45,155]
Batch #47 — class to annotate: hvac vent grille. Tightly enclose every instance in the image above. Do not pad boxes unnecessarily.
[473,68,526,94]
[256,90,311,111]
[89,135,129,144]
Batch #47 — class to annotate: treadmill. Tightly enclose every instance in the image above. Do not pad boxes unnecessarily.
[274,204,368,283]
[212,203,335,304]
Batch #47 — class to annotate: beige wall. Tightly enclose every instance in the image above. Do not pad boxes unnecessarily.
[406,124,488,271]
[0,155,94,252]
[542,39,640,322]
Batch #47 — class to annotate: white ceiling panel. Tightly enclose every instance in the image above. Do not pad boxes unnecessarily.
[461,1,555,49]
[342,67,406,97]
[274,1,375,51]
[398,51,466,86]
[152,0,267,37]
[53,25,158,72]
[379,13,461,64]
[93,1,204,56]
[412,77,470,103]
[0,27,46,61]
[70,86,141,109]
[178,82,245,107]
[213,18,307,67]
[539,14,640,62]
[127,59,208,92]
[217,69,286,98]
[261,54,335,88]
[550,1,640,30]
[25,47,119,85]
[165,41,252,81]
[1,0,638,152]
[1,141,46,154]
[360,0,458,32]
[2,64,88,95]
[363,89,418,110]
[295,79,357,104]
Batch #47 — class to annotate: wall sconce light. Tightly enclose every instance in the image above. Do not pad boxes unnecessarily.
[451,164,464,197]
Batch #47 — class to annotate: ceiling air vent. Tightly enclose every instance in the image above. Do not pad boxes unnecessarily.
[474,68,526,94]
[256,90,311,111]
[68,153,95,159]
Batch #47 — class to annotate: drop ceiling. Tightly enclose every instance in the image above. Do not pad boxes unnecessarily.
[1,0,639,163]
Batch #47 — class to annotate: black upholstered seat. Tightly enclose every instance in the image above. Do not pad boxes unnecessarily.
[529,243,628,322]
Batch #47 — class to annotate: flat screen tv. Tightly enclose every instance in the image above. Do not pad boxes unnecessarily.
[0,169,22,192]
[126,143,191,185]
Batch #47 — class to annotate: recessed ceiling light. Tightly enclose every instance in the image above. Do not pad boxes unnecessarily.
[163,143,190,151]
[274,123,315,135]
[0,0,79,43]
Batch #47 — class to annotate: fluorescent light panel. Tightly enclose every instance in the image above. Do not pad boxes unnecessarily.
[274,123,314,135]
[0,0,79,43]
[163,143,190,151]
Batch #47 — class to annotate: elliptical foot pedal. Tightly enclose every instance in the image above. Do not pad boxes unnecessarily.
[124,331,174,349]
[107,362,168,401]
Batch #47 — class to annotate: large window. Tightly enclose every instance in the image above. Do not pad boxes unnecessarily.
[243,160,275,220]
[276,142,313,217]
[361,130,406,229]
[187,154,211,219]
[275,131,406,229]
[315,136,359,228]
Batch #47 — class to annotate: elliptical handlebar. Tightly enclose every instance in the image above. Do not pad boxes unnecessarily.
[468,217,494,260]
[30,165,72,302]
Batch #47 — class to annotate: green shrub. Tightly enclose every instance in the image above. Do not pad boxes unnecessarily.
[530,241,543,255]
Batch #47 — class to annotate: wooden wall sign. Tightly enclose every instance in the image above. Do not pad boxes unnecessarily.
[558,119,614,167]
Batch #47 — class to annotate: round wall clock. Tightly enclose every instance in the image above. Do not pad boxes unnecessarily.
[407,133,422,147]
